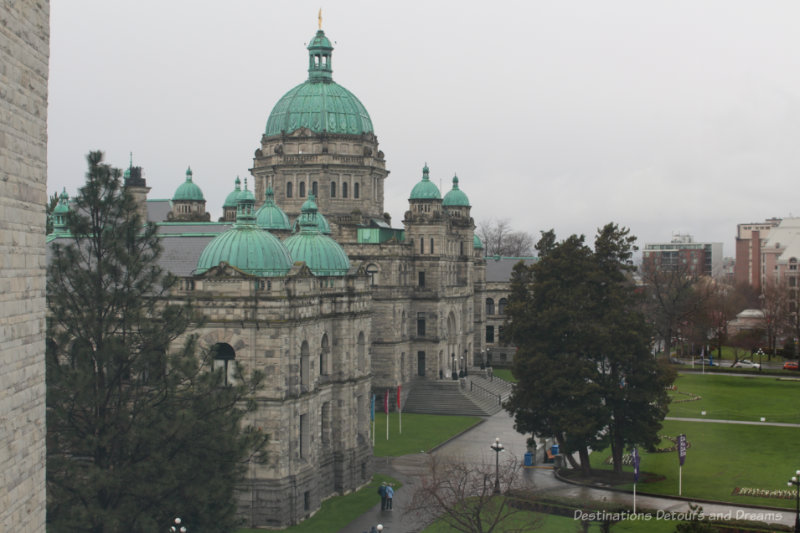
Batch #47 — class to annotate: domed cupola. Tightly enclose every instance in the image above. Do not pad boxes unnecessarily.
[442,175,470,207]
[196,182,292,277]
[473,234,484,250]
[264,28,373,136]
[50,188,71,236]
[173,167,205,202]
[409,164,441,200]
[222,177,243,222]
[256,186,291,230]
[169,166,209,221]
[284,194,350,276]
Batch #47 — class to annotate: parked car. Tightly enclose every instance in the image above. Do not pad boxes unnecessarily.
[783,361,799,371]
[669,357,685,365]
[695,358,715,366]
[732,359,761,369]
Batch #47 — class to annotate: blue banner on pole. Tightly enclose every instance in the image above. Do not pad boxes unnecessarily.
[678,434,687,466]
[370,394,375,421]
[633,447,640,482]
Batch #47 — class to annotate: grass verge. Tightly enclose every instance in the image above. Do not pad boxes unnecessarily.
[372,412,481,456]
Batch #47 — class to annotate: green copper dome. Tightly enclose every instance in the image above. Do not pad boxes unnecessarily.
[284,195,350,276]
[409,164,441,200]
[196,184,292,277]
[223,177,243,208]
[50,188,71,236]
[256,186,291,230]
[473,234,484,250]
[291,206,332,235]
[264,29,373,137]
[172,166,205,202]
[442,175,470,207]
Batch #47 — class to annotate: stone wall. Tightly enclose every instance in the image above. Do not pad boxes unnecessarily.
[0,1,49,531]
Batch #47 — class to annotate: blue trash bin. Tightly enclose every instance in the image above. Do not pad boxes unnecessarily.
[524,452,533,466]
[551,444,559,456]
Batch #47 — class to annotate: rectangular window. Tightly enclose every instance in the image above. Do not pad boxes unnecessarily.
[486,326,495,343]
[417,313,426,336]
[430,238,434,254]
[420,238,425,254]
[418,271,425,287]
[304,491,310,512]
[299,413,308,458]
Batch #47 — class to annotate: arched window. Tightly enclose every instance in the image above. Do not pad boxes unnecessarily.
[286,182,293,198]
[299,181,306,197]
[486,298,495,316]
[498,298,508,315]
[312,181,318,196]
[330,181,337,198]
[354,182,360,198]
[321,401,331,445]
[342,182,349,198]
[210,343,236,386]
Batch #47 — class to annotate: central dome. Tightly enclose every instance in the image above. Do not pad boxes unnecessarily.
[264,29,373,137]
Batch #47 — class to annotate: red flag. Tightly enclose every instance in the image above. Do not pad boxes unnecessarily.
[384,389,389,414]
[396,386,401,410]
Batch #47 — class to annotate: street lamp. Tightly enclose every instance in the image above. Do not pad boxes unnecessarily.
[787,470,800,532]
[169,517,187,533]
[490,437,504,494]
[757,348,764,373]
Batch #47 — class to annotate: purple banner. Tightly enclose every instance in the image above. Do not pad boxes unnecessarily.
[633,447,640,482]
[678,434,687,466]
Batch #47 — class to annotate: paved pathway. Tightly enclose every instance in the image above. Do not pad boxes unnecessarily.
[666,416,800,428]
[339,410,798,532]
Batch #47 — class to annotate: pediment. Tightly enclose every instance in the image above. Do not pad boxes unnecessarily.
[196,262,253,279]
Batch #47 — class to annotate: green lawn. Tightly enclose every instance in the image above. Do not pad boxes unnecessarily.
[492,368,516,383]
[590,419,800,509]
[236,474,400,533]
[669,373,800,423]
[372,413,482,456]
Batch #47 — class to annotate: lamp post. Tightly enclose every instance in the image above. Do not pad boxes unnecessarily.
[169,517,187,533]
[757,348,764,373]
[490,437,504,494]
[789,471,800,532]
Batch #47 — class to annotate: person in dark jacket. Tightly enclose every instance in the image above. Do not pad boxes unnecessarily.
[378,482,387,510]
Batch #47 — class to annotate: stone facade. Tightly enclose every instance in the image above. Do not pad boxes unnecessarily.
[0,1,49,531]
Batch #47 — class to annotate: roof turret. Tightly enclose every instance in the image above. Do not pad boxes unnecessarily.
[256,186,291,230]
[223,176,243,208]
[284,194,350,276]
[473,234,484,250]
[172,166,205,202]
[409,164,441,200]
[50,188,71,235]
[442,174,470,207]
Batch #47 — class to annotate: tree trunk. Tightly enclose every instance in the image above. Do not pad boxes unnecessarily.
[578,447,592,477]
[557,434,580,470]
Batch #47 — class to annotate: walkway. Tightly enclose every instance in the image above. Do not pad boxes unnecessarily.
[340,410,798,532]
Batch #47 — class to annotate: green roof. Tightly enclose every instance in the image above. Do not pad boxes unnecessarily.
[409,164,441,200]
[196,184,291,277]
[223,177,243,208]
[172,166,205,201]
[264,29,373,137]
[473,234,484,249]
[50,188,71,237]
[442,175,470,207]
[284,195,350,276]
[256,186,291,230]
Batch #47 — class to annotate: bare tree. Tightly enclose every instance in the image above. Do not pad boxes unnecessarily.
[761,278,789,358]
[478,219,534,257]
[406,454,539,533]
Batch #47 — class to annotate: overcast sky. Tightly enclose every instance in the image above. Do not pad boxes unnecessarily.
[48,1,800,257]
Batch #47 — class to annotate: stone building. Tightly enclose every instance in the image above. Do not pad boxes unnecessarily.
[48,24,490,528]
[0,1,49,531]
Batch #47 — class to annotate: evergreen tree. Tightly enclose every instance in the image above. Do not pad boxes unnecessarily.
[505,224,673,476]
[46,152,265,532]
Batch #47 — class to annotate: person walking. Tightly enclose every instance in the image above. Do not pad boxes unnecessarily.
[378,482,387,510]
[385,484,394,510]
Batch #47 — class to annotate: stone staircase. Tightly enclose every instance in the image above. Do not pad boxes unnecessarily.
[402,372,514,417]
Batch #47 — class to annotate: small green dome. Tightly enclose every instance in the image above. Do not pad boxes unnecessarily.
[50,188,71,235]
[172,166,205,202]
[284,194,350,276]
[473,234,484,250]
[223,177,243,208]
[291,204,332,235]
[443,175,470,207]
[196,185,292,277]
[53,188,70,215]
[256,186,291,230]
[264,29,373,137]
[409,164,441,200]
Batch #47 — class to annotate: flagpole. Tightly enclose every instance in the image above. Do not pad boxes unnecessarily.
[385,389,389,440]
[679,465,682,496]
[397,386,402,435]
[633,482,637,514]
